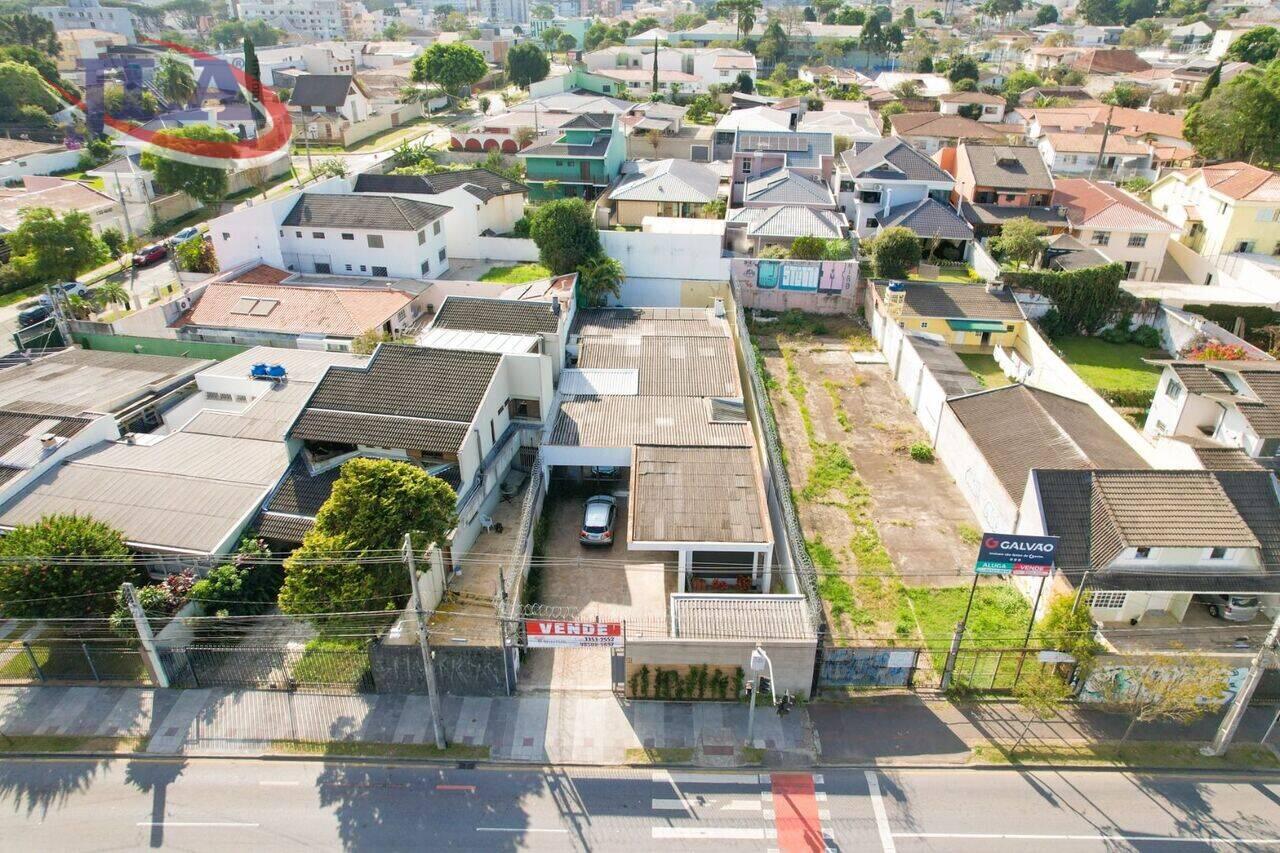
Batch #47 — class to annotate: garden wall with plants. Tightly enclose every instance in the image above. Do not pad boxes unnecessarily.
[624,637,817,699]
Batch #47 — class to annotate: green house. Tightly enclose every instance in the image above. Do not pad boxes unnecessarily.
[518,113,625,201]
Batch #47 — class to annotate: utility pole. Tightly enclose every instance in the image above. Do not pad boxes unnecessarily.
[1203,609,1280,756]
[1089,103,1115,182]
[111,168,139,310]
[123,582,169,688]
[405,533,447,750]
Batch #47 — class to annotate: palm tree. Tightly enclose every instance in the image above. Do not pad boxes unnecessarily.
[64,294,93,320]
[95,281,131,311]
[576,254,624,307]
[156,55,197,109]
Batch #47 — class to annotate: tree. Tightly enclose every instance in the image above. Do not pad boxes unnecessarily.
[243,37,262,108]
[141,126,236,204]
[100,227,128,260]
[1077,0,1122,24]
[1225,26,1280,64]
[892,79,921,99]
[992,216,1048,269]
[865,226,920,278]
[6,208,107,284]
[1184,62,1280,166]
[279,459,458,617]
[736,70,755,94]
[879,101,907,132]
[175,236,218,273]
[918,56,933,73]
[1199,62,1222,101]
[529,198,601,274]
[757,20,789,65]
[539,25,564,50]
[716,0,763,41]
[861,15,886,52]
[576,253,624,306]
[790,235,826,259]
[1044,31,1074,47]
[155,54,196,109]
[1036,593,1103,670]
[1095,653,1229,742]
[0,13,59,55]
[190,539,278,617]
[1004,69,1044,96]
[1009,668,1072,751]
[557,32,577,53]
[208,19,283,48]
[1034,3,1058,24]
[948,56,979,84]
[0,60,58,121]
[1102,82,1146,107]
[313,157,348,179]
[94,280,131,310]
[411,42,487,99]
[506,41,549,87]
[0,515,134,619]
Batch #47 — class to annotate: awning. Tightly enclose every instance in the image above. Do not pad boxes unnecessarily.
[948,319,1009,332]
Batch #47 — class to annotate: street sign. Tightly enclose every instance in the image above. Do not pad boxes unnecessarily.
[525,620,623,648]
[976,533,1059,575]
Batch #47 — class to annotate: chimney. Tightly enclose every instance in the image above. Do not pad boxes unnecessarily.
[38,432,57,449]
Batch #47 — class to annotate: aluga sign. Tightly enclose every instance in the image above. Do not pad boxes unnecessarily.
[525,620,623,648]
[975,533,1060,577]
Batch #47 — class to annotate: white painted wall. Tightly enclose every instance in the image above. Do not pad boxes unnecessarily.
[0,148,81,182]
[934,400,1020,534]
[455,235,539,263]
[599,229,730,281]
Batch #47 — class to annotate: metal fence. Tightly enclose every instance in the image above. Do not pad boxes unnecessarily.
[160,644,375,693]
[501,448,545,618]
[0,639,152,685]
[818,647,921,689]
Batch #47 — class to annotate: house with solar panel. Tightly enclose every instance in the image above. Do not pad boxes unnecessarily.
[729,129,835,206]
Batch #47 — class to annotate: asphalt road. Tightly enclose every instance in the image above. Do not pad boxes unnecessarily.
[0,758,1277,851]
[0,262,177,344]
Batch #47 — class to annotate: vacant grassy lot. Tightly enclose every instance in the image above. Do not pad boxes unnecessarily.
[479,263,552,284]
[1054,336,1162,394]
[907,584,1032,653]
[908,267,976,284]
[957,353,1010,389]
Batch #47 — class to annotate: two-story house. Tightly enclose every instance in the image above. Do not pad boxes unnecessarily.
[1017,468,1280,625]
[1052,178,1178,281]
[289,74,372,143]
[838,137,956,239]
[944,143,1054,208]
[1037,133,1154,181]
[937,92,1008,123]
[730,129,835,205]
[1148,161,1280,258]
[519,112,626,201]
[1145,359,1280,464]
[276,193,450,279]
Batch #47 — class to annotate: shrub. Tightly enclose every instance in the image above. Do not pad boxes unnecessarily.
[790,235,826,260]
[864,226,921,279]
[1098,326,1132,344]
[1037,307,1072,339]
[1131,324,1162,349]
[909,442,934,462]
[1004,264,1133,335]
[1101,388,1156,409]
[511,216,530,238]
[1185,340,1248,361]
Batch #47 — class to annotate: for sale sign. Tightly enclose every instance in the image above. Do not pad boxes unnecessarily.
[975,533,1060,576]
[525,620,623,648]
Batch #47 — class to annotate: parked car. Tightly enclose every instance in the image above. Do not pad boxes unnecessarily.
[132,243,168,267]
[579,495,617,546]
[36,281,89,308]
[1195,594,1261,622]
[17,304,50,328]
[167,226,200,246]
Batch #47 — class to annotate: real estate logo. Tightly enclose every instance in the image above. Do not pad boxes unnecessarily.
[52,38,291,169]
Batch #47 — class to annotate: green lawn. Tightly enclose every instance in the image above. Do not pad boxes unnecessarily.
[0,281,47,309]
[907,585,1032,653]
[957,353,1010,389]
[479,263,552,284]
[1054,336,1163,394]
[908,267,977,284]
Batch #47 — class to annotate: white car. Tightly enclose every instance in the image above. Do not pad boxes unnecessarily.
[579,495,617,545]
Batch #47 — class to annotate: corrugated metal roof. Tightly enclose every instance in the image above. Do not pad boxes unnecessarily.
[74,432,290,486]
[0,348,210,416]
[549,396,752,448]
[672,594,814,640]
[631,446,769,544]
[416,327,540,354]
[182,381,318,442]
[577,335,742,397]
[573,307,723,337]
[558,368,639,396]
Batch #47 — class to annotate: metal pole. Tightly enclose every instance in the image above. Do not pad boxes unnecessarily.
[959,572,980,630]
[1203,608,1280,756]
[745,672,759,746]
[1012,574,1049,686]
[123,582,169,688]
[1070,571,1091,615]
[1263,708,1280,746]
[406,533,447,750]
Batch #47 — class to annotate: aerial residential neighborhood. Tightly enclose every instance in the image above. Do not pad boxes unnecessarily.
[0,0,1279,848]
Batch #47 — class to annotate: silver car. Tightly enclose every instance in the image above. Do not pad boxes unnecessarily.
[1196,594,1261,622]
[579,495,617,545]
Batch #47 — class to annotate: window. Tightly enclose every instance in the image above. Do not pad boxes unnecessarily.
[420,259,430,275]
[222,232,230,240]
[866,217,879,228]
[438,248,447,262]
[1134,547,1151,559]
[295,230,303,238]
[315,262,331,273]
[341,233,354,240]
[417,229,426,245]
[1127,234,1146,248]
[919,321,928,328]
[1091,231,1110,246]
[312,232,325,239]
[1236,240,1256,253]
[1165,377,1183,400]
[345,264,352,271]
[371,265,388,277]
[433,221,441,235]
[742,160,752,174]
[1255,207,1279,222]
[1090,591,1127,610]
[1209,547,1229,559]
[360,265,367,272]
[367,234,384,248]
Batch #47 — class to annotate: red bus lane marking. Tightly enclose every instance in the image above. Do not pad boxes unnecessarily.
[771,773,825,853]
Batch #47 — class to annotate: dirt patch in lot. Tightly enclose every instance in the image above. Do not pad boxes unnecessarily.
[755,320,978,646]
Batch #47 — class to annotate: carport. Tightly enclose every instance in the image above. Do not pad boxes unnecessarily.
[628,444,774,594]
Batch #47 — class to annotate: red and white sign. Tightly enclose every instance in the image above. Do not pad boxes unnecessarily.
[525,620,623,648]
[1012,562,1052,578]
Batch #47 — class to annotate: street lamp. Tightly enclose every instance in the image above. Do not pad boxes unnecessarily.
[745,644,775,747]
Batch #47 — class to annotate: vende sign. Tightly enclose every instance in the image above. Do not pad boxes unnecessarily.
[975,533,1060,576]
[525,620,623,648]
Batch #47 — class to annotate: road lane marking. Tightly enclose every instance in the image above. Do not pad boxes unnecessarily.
[652,771,768,785]
[865,771,896,853]
[258,781,299,787]
[477,828,569,833]
[136,822,260,828]
[653,828,769,839]
[918,827,1280,843]
[772,772,824,853]
[651,798,763,812]
[651,798,690,811]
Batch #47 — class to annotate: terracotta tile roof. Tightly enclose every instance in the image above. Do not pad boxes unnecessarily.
[0,139,64,160]
[178,281,412,338]
[233,264,292,284]
[1044,132,1149,155]
[890,112,1008,140]
[1071,48,1151,75]
[1191,161,1280,202]
[1052,178,1175,231]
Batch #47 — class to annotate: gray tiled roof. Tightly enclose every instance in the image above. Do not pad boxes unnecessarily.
[630,445,769,544]
[432,296,560,335]
[948,384,1147,502]
[743,168,834,205]
[291,74,359,108]
[960,144,1053,191]
[959,201,1069,228]
[840,137,952,183]
[881,197,974,240]
[290,408,471,453]
[353,169,528,202]
[609,159,719,204]
[281,193,450,230]
[733,130,833,168]
[1165,362,1280,438]
[881,281,1024,321]
[725,205,844,238]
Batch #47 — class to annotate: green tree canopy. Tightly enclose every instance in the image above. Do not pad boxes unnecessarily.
[1184,60,1280,166]
[6,207,107,283]
[141,125,237,204]
[576,253,624,306]
[1224,26,1280,64]
[208,18,283,47]
[992,216,1048,269]
[0,514,135,619]
[0,12,59,55]
[1034,4,1058,24]
[155,54,196,108]
[411,42,487,97]
[0,60,58,121]
[865,226,921,278]
[529,198,601,274]
[506,41,550,87]
[948,56,981,83]
[1004,68,1044,96]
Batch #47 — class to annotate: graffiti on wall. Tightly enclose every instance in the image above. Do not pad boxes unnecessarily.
[1076,661,1249,704]
[731,258,856,294]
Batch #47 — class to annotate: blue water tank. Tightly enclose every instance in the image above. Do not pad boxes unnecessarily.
[250,362,269,377]
[266,364,287,379]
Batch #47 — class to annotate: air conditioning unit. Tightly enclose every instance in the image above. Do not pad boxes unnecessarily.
[177,297,192,311]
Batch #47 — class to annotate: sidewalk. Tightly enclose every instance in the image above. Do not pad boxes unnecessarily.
[0,685,1273,766]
